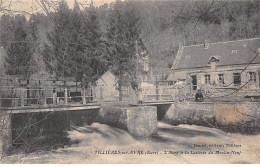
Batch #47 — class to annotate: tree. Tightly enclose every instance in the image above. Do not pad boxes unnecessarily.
[83,0,109,81]
[43,1,72,78]
[28,14,42,76]
[0,15,15,49]
[4,15,36,77]
[106,0,141,101]
[43,0,108,82]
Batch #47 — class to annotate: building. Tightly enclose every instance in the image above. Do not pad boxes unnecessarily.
[94,70,127,101]
[94,69,156,102]
[171,38,260,96]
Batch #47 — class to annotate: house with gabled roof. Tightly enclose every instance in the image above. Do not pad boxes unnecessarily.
[94,70,119,101]
[171,38,260,95]
[94,70,131,101]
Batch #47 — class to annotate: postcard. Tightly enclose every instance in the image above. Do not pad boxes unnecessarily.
[0,0,260,164]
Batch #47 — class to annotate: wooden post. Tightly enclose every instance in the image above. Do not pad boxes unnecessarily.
[44,88,47,107]
[173,88,176,100]
[53,88,56,105]
[156,78,159,101]
[65,87,68,105]
[100,86,103,105]
[92,88,96,102]
[159,87,162,101]
[82,88,86,104]
[21,89,24,107]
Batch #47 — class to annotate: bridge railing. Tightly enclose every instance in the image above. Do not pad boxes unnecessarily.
[141,85,176,102]
[0,86,100,108]
[0,84,178,108]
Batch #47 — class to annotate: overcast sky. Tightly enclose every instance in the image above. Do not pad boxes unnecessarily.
[6,0,115,15]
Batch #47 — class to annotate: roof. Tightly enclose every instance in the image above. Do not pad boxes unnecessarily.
[166,73,174,81]
[96,70,114,85]
[173,38,260,70]
[96,70,131,86]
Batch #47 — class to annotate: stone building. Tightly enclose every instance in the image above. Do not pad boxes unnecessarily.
[94,70,119,101]
[94,70,131,101]
[171,38,260,96]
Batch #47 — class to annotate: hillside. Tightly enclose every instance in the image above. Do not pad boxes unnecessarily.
[0,0,259,80]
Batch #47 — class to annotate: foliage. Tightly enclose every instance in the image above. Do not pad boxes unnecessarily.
[106,1,141,78]
[42,0,108,81]
[106,0,141,100]
[1,15,37,77]
[1,0,260,79]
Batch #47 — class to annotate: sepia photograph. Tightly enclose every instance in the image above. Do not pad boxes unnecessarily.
[0,0,260,164]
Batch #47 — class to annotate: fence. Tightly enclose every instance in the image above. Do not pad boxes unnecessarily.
[185,83,260,100]
[0,84,179,108]
[0,85,101,108]
[141,85,176,102]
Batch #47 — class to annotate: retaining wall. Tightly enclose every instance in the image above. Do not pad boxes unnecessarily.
[162,101,260,133]
[0,112,12,157]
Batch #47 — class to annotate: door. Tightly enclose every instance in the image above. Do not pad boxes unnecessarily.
[191,75,197,90]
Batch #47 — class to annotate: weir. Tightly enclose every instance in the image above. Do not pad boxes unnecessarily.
[0,104,159,156]
[2,100,258,156]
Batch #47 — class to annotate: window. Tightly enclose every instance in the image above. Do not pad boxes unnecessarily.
[204,75,210,84]
[168,81,174,85]
[218,74,224,85]
[249,72,256,82]
[232,50,238,54]
[233,73,241,85]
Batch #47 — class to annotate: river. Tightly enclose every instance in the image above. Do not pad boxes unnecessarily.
[2,122,260,164]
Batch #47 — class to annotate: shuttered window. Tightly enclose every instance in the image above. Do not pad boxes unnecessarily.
[218,74,224,85]
[249,72,256,82]
[233,73,241,85]
[204,75,210,84]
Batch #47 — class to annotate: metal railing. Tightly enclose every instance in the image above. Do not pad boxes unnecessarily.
[141,86,176,102]
[184,83,260,99]
[0,86,102,108]
[0,84,178,108]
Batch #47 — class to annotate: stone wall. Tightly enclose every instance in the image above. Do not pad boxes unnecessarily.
[96,106,158,138]
[11,109,100,140]
[163,101,260,134]
[0,109,100,156]
[0,112,12,157]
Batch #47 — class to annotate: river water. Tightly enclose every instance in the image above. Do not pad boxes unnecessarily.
[2,122,260,164]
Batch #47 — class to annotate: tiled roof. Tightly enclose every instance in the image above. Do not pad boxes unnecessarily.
[174,38,260,70]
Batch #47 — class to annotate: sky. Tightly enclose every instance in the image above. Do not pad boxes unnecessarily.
[4,0,115,15]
